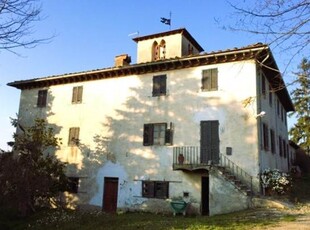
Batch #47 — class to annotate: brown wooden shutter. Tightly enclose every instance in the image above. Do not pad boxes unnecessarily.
[142,181,155,198]
[68,127,80,146]
[152,75,166,96]
[37,90,47,107]
[143,124,154,146]
[77,86,83,103]
[155,181,169,199]
[211,69,218,90]
[165,123,173,145]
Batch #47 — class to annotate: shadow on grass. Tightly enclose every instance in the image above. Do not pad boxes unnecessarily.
[0,207,297,230]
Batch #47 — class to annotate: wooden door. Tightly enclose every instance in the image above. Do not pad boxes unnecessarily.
[201,176,209,215]
[103,177,119,213]
[200,121,219,164]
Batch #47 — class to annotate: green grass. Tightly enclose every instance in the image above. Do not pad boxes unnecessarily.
[0,208,297,230]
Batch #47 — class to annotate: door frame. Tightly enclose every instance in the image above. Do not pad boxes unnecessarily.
[102,177,119,213]
[201,176,209,215]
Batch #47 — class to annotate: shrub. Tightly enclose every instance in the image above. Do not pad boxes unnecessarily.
[260,169,292,195]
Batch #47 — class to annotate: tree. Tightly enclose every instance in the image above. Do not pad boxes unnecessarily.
[289,58,310,155]
[0,118,68,216]
[0,0,45,53]
[228,0,309,71]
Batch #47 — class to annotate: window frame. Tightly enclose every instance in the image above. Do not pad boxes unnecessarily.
[270,129,275,154]
[143,123,173,146]
[152,75,167,97]
[72,86,83,104]
[68,127,80,146]
[262,123,269,151]
[142,180,169,199]
[37,89,47,107]
[67,177,79,193]
[202,68,218,91]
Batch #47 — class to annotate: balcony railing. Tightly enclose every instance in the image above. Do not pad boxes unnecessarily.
[173,146,253,194]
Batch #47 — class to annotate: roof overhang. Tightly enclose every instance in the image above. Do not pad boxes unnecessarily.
[7,43,294,111]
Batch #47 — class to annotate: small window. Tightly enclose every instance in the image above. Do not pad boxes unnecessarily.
[142,181,169,199]
[283,140,287,158]
[152,75,167,96]
[72,86,83,104]
[152,41,159,61]
[37,90,47,107]
[262,123,269,151]
[270,129,275,154]
[261,76,266,96]
[279,136,283,156]
[202,68,218,91]
[68,127,80,146]
[67,177,79,193]
[143,123,173,146]
[269,85,273,107]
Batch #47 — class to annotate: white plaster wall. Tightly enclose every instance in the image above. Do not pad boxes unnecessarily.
[18,60,263,214]
[257,69,291,173]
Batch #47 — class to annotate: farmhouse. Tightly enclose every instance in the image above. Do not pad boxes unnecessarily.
[8,28,294,215]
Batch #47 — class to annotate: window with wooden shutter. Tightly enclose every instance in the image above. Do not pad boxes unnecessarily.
[143,124,154,146]
[143,123,173,146]
[152,75,167,96]
[67,177,79,193]
[142,181,155,198]
[142,181,169,199]
[202,68,218,91]
[68,127,80,146]
[279,136,283,156]
[270,129,275,154]
[72,86,83,103]
[165,125,173,145]
[261,75,266,96]
[262,123,269,151]
[37,90,47,107]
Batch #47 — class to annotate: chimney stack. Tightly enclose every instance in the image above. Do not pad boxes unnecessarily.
[115,54,131,67]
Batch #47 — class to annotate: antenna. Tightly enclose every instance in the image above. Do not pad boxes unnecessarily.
[128,31,139,38]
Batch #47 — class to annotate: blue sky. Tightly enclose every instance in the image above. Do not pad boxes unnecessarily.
[0,0,300,150]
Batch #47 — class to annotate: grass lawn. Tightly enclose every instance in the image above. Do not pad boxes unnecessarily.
[0,207,296,230]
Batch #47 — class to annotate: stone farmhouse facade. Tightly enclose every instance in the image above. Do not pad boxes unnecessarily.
[8,28,294,215]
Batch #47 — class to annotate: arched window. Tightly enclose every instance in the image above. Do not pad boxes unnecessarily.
[152,41,159,61]
[159,40,166,59]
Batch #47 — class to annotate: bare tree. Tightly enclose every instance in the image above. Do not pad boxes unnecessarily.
[228,0,309,72]
[0,0,45,53]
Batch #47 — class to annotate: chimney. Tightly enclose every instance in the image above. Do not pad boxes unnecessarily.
[115,54,131,67]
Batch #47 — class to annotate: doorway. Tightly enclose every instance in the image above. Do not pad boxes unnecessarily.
[200,120,219,164]
[102,177,119,213]
[201,176,209,215]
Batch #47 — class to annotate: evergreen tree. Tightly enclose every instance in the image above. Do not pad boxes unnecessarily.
[0,118,68,216]
[289,58,310,155]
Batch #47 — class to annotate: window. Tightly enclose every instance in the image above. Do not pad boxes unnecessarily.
[37,90,47,107]
[202,68,218,91]
[68,127,80,146]
[270,129,275,154]
[152,75,167,96]
[279,136,283,156]
[269,85,273,107]
[67,177,79,193]
[143,123,173,146]
[142,181,169,199]
[283,140,287,158]
[159,40,166,59]
[262,123,269,151]
[152,41,159,61]
[72,86,83,103]
[261,75,266,96]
